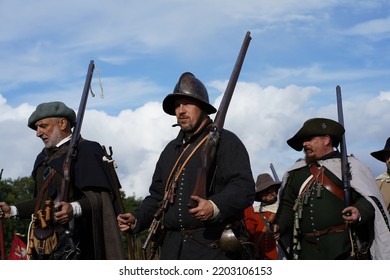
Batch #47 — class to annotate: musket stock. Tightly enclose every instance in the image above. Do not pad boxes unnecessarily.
[188,31,252,208]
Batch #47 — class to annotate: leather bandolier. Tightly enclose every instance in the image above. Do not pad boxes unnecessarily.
[292,163,347,257]
[292,162,372,259]
[27,144,80,260]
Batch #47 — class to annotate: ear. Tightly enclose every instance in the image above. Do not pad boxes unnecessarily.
[58,118,69,130]
[323,135,332,146]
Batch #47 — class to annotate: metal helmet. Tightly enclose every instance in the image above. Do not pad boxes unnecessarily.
[162,72,217,115]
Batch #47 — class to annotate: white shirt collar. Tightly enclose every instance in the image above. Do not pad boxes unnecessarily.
[56,134,72,147]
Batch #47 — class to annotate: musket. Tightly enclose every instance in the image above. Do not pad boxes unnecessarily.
[102,145,135,260]
[336,85,351,208]
[0,168,4,260]
[57,61,94,259]
[142,170,179,259]
[188,31,252,208]
[268,163,292,260]
[60,60,95,202]
[336,86,368,259]
[270,163,279,182]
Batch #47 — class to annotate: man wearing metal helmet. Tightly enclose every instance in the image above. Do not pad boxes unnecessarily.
[273,117,390,260]
[118,72,255,259]
[0,101,125,260]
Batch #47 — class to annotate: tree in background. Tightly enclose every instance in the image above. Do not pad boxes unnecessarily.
[1,176,147,259]
[0,176,34,258]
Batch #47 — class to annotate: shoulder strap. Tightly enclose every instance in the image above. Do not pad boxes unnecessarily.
[34,167,57,214]
[309,164,344,201]
[369,196,390,231]
[164,134,208,193]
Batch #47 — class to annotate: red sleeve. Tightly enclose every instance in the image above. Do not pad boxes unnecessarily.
[243,206,258,235]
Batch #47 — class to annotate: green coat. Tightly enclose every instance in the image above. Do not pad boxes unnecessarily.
[276,152,375,260]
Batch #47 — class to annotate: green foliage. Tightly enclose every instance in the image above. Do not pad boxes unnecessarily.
[0,177,152,259]
[118,191,152,259]
[0,176,35,258]
[121,191,143,213]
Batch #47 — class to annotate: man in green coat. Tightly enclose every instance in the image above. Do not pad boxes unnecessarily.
[274,118,390,259]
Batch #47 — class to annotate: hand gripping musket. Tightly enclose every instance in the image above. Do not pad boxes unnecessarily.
[59,60,95,257]
[102,145,135,260]
[187,31,252,208]
[0,168,4,260]
[336,85,366,258]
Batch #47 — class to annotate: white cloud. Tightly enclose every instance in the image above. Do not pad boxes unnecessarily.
[378,91,390,101]
[1,0,390,200]
[345,16,390,39]
[1,79,389,198]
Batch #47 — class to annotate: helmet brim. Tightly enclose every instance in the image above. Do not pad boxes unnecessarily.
[162,93,217,116]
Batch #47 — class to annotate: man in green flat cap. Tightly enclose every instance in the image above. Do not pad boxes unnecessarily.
[273,117,390,260]
[0,101,125,260]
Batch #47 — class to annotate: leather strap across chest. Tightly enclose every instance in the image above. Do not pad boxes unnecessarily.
[164,134,208,193]
[34,167,57,214]
[306,164,344,201]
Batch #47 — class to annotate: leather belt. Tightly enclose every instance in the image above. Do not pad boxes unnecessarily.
[303,224,346,238]
[180,227,206,235]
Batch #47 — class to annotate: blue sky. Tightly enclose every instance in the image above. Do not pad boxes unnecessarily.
[1,0,390,198]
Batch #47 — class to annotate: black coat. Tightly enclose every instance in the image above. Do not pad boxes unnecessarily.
[16,139,125,260]
[133,120,255,259]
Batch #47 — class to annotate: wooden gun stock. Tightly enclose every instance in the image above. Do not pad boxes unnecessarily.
[188,31,252,208]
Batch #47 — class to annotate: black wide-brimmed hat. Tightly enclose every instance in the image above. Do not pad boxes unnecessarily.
[254,173,281,202]
[371,137,390,162]
[28,101,76,130]
[287,118,345,151]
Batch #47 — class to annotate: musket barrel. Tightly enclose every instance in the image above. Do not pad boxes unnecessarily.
[188,31,251,208]
[60,60,95,202]
[270,163,280,181]
[336,85,351,208]
[214,31,251,129]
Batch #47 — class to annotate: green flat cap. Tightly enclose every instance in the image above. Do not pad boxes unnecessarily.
[28,101,76,130]
[287,117,345,151]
